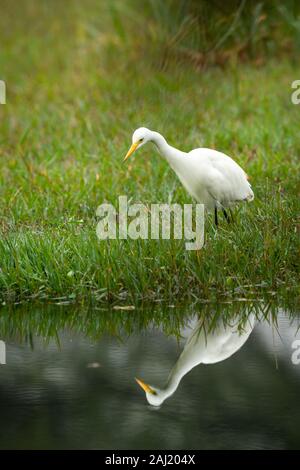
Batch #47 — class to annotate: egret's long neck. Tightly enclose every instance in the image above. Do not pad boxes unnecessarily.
[165,351,202,395]
[161,340,205,401]
[151,132,186,169]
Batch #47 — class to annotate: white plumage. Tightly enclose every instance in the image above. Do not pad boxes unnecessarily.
[124,127,254,224]
[135,314,256,406]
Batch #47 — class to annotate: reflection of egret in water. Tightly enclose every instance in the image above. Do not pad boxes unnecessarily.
[136,314,256,406]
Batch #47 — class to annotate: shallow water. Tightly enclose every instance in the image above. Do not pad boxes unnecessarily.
[0,304,299,449]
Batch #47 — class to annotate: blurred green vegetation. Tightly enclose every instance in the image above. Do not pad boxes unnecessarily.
[0,0,299,304]
[121,0,300,67]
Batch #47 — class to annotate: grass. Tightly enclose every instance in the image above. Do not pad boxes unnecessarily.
[0,299,298,343]
[0,0,299,306]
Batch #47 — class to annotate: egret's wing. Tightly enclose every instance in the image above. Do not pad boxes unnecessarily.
[209,152,253,203]
[190,149,254,204]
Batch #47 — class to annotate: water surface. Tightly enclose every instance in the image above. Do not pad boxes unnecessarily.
[0,303,299,449]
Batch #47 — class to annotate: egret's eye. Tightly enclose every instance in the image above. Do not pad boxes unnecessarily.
[138,138,144,143]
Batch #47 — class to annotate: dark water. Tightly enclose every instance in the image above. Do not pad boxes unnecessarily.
[0,305,299,449]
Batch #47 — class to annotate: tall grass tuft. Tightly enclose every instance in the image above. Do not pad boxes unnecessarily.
[111,0,300,68]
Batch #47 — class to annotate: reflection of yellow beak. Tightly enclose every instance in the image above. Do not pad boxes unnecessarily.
[124,142,139,161]
[135,377,155,394]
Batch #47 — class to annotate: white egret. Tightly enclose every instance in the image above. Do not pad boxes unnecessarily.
[135,314,256,407]
[124,127,254,225]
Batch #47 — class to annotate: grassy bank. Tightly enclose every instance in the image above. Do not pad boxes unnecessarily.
[0,1,299,305]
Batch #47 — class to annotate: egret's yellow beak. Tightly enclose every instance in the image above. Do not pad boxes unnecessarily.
[124,142,139,162]
[135,377,155,394]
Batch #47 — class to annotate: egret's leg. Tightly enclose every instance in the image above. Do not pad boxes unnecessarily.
[222,208,230,224]
[229,208,234,223]
[214,207,218,227]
